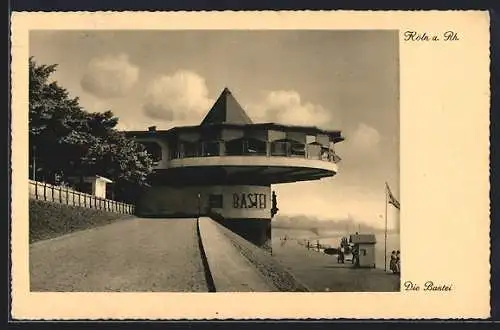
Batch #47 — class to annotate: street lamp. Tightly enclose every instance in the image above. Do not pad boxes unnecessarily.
[31,145,36,181]
[197,193,201,220]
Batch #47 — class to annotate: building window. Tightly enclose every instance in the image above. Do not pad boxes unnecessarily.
[140,142,162,163]
[183,142,199,158]
[202,141,220,156]
[225,138,245,155]
[245,138,267,155]
[290,142,305,157]
[306,143,322,160]
[271,139,291,156]
[170,143,180,159]
[208,194,223,209]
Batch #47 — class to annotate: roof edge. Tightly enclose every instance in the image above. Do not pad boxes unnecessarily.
[125,122,344,140]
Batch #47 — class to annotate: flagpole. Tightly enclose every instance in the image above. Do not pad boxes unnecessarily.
[384,183,388,272]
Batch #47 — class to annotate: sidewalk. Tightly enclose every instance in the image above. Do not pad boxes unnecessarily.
[198,218,276,292]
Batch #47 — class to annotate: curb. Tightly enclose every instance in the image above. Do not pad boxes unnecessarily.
[196,217,216,292]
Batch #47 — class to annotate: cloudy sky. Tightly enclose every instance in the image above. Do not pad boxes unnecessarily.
[30,30,400,229]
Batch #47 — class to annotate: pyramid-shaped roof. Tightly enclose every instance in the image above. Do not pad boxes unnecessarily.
[200,88,253,126]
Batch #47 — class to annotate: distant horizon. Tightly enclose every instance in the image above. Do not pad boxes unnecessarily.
[272,213,399,234]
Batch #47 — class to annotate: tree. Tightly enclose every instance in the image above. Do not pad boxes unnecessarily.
[29,57,153,203]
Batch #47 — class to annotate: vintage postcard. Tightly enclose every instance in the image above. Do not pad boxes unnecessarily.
[10,11,490,319]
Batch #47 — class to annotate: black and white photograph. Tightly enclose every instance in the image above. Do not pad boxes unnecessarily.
[28,29,400,293]
[11,10,490,320]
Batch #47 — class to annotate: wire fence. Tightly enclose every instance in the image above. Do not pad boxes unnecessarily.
[29,180,135,214]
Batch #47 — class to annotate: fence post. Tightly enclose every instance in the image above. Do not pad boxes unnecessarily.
[59,186,62,203]
[51,185,54,202]
[43,183,47,201]
[34,181,38,199]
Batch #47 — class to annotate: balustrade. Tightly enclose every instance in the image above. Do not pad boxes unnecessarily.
[168,140,340,163]
[29,180,135,215]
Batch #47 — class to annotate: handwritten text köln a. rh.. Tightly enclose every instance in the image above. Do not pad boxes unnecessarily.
[403,31,460,42]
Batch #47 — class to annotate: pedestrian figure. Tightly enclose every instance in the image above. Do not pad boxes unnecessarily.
[389,250,397,273]
[396,250,401,274]
[352,245,360,267]
[338,244,345,263]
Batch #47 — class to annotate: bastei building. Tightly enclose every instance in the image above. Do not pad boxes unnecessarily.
[126,87,344,250]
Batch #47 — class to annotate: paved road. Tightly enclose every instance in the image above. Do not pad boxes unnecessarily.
[30,218,209,292]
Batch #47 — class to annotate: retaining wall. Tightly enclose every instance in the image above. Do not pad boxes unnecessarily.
[198,217,309,292]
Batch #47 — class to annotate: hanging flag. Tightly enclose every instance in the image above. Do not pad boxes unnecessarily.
[385,182,400,210]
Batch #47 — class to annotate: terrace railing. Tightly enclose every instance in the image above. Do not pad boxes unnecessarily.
[170,140,341,163]
[29,180,135,214]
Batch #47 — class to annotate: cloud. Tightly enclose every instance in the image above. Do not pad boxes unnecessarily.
[249,90,334,128]
[141,73,334,129]
[143,70,214,124]
[349,123,381,153]
[335,122,382,174]
[81,54,139,98]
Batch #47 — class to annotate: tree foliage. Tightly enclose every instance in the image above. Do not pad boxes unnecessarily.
[29,57,153,203]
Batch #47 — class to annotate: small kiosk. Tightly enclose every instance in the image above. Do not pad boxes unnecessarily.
[349,234,377,268]
[68,175,113,199]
